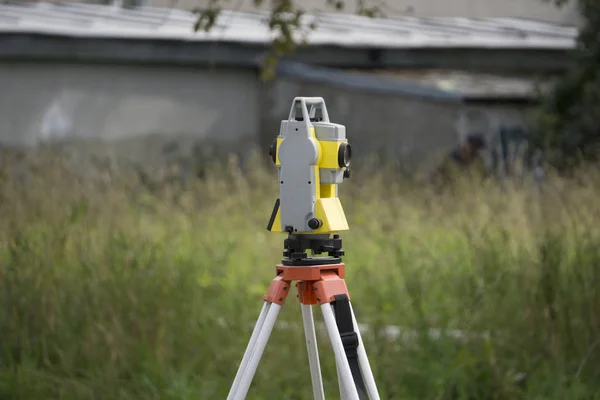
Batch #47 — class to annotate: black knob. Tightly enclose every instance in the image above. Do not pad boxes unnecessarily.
[269,139,277,164]
[343,169,351,179]
[308,218,323,230]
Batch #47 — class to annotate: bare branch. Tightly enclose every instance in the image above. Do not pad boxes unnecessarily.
[193,0,382,80]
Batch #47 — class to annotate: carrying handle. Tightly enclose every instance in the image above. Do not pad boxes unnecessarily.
[288,97,330,124]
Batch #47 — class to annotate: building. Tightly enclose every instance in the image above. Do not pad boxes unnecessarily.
[0,1,578,173]
[269,63,551,172]
[25,0,584,26]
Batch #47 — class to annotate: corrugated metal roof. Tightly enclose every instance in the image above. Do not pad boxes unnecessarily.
[0,1,578,49]
[356,69,552,99]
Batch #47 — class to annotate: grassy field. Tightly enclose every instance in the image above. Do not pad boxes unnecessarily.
[1,151,600,399]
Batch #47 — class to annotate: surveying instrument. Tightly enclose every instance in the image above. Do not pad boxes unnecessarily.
[226,97,381,400]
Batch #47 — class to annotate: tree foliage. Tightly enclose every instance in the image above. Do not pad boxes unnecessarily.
[533,0,600,169]
[192,0,383,79]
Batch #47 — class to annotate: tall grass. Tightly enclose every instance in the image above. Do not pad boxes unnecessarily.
[1,149,600,399]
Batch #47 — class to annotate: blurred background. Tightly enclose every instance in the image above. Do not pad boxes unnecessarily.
[1,0,600,398]
[0,0,581,175]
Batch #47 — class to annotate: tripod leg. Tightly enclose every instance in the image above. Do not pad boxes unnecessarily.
[349,303,381,400]
[321,303,361,400]
[301,304,325,400]
[227,301,270,400]
[229,302,283,400]
[335,356,349,400]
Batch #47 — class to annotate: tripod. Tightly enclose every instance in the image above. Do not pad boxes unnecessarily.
[227,235,380,400]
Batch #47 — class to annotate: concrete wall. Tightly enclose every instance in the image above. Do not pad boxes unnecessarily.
[260,77,463,172]
[461,102,537,167]
[0,62,260,169]
[459,103,535,140]
[0,60,537,176]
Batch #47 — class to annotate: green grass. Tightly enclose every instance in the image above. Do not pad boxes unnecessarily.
[1,150,600,399]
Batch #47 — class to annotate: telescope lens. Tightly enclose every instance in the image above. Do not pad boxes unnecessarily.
[338,143,352,168]
[344,144,352,167]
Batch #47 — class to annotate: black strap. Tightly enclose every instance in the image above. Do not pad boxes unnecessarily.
[332,294,368,400]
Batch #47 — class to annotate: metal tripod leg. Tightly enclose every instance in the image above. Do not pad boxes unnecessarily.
[227,301,282,400]
[301,304,325,400]
[227,301,269,400]
[321,303,361,400]
[349,303,381,400]
[335,355,349,400]
[329,299,380,400]
[331,306,348,400]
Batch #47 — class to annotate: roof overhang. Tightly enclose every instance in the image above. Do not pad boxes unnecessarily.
[0,2,579,48]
